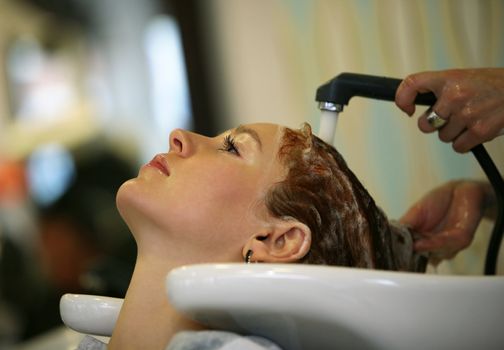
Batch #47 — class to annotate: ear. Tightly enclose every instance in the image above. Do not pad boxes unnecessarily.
[243,220,311,263]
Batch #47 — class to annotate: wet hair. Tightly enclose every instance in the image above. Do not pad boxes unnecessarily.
[265,124,419,271]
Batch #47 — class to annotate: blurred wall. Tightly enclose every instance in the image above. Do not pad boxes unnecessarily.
[1,0,502,278]
[202,0,504,274]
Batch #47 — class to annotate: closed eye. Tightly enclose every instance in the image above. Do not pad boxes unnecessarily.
[219,135,240,155]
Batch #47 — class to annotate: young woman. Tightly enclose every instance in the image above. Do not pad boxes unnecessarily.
[104,122,426,349]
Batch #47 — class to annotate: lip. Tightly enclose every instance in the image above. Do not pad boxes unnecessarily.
[146,154,170,176]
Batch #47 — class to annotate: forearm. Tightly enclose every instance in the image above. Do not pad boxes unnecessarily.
[451,179,496,220]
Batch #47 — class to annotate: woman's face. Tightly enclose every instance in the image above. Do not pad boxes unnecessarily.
[117,123,286,262]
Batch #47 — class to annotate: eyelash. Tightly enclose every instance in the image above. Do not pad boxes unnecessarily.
[220,135,240,155]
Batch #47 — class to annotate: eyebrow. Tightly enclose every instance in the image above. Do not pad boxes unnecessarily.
[234,125,263,150]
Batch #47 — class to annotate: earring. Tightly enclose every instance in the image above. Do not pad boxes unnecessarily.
[245,249,253,264]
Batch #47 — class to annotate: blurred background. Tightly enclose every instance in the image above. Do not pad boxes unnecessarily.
[0,0,503,348]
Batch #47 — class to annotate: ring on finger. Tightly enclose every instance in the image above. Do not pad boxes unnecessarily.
[426,109,448,129]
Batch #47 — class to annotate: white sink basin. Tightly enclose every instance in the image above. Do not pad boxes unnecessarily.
[60,264,504,349]
[166,264,504,350]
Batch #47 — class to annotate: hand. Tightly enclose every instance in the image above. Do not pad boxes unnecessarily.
[400,181,493,264]
[395,68,504,153]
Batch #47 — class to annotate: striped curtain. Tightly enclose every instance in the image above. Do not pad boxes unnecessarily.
[204,0,504,274]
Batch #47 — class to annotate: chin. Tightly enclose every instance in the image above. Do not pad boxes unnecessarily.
[116,178,151,233]
[116,177,175,238]
[116,178,136,213]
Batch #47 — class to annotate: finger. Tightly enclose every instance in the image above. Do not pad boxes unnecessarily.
[428,253,443,267]
[452,130,480,153]
[414,235,444,253]
[418,107,448,133]
[413,231,462,260]
[453,108,504,152]
[437,115,465,143]
[396,71,445,116]
[399,202,433,231]
[452,127,489,153]
[399,205,423,229]
[425,95,469,142]
[400,182,455,232]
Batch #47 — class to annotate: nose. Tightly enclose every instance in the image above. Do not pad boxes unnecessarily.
[169,129,194,157]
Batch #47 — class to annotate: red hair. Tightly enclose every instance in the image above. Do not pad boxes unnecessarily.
[265,124,425,271]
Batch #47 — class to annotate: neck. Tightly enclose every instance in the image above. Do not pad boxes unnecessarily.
[108,251,203,350]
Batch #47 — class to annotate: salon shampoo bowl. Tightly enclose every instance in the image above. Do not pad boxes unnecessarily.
[60,264,504,350]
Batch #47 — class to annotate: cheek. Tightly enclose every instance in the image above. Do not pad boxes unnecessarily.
[117,162,265,239]
[178,165,260,217]
[171,165,268,246]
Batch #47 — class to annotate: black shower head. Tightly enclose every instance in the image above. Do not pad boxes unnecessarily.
[315,72,436,112]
